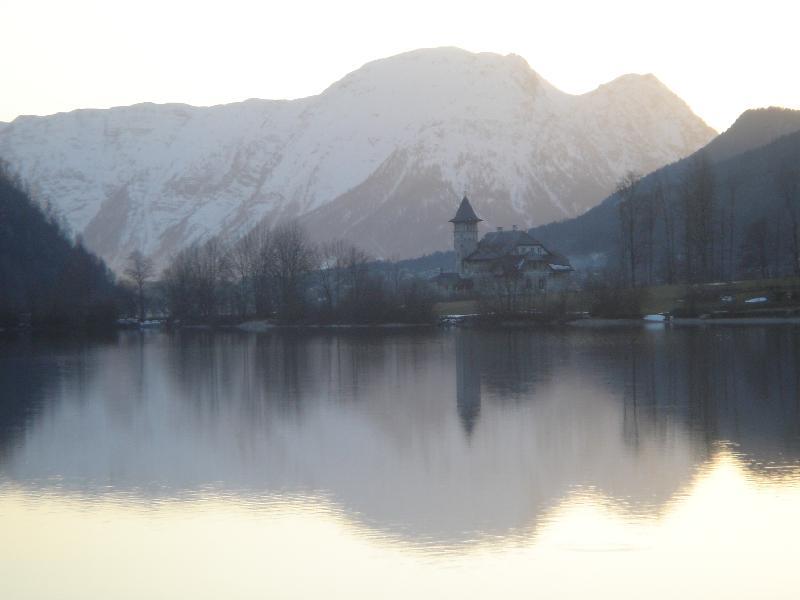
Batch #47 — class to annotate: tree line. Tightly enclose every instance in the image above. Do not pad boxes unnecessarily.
[0,162,435,331]
[615,150,800,288]
[142,221,436,325]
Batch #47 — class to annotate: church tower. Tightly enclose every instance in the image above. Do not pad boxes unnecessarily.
[450,195,481,276]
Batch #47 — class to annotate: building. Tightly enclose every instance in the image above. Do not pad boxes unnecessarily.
[450,195,482,276]
[435,195,573,294]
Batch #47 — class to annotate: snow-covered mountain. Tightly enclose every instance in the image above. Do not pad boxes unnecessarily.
[0,47,715,271]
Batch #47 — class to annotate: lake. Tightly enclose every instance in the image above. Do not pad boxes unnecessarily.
[1,325,800,599]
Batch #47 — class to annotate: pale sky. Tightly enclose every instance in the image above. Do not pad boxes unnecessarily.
[2,0,799,131]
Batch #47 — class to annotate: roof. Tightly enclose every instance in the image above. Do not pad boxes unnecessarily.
[449,196,482,223]
[464,230,574,273]
[488,254,574,276]
[466,230,543,260]
[544,251,572,268]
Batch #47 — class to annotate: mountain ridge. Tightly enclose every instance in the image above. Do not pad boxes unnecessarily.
[0,47,715,271]
[702,106,800,162]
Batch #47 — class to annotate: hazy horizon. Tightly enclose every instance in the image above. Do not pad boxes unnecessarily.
[3,0,800,131]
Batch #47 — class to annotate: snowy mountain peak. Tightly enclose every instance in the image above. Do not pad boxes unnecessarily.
[0,47,715,271]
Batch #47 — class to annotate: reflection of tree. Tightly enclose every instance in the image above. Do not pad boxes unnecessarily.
[685,328,718,447]
[0,340,53,459]
[465,330,557,400]
[454,331,481,437]
[622,336,641,450]
[166,330,310,415]
[0,334,117,460]
[616,326,800,468]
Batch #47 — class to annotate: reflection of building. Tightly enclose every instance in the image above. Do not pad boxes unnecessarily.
[433,196,574,294]
[455,331,482,436]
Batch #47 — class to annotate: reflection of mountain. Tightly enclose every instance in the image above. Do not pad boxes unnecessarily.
[0,326,799,546]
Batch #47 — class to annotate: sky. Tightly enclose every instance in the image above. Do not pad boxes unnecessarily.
[2,0,799,132]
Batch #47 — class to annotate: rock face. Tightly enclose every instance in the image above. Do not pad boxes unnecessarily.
[0,47,715,271]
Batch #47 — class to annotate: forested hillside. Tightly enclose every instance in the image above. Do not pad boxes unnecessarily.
[0,167,120,329]
[531,108,800,285]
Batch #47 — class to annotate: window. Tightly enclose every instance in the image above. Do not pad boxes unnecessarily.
[538,277,546,290]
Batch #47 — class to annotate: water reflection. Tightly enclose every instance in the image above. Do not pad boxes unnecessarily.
[455,331,481,436]
[1,326,799,549]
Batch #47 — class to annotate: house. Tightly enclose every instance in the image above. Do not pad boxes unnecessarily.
[434,195,573,293]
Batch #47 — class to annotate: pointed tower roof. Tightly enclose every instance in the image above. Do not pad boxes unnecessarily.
[449,195,482,223]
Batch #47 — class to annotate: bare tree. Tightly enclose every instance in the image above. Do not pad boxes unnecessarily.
[682,153,715,283]
[162,246,197,321]
[385,255,403,298]
[195,238,231,319]
[778,160,800,276]
[269,221,317,321]
[723,175,739,280]
[343,245,371,302]
[124,250,154,321]
[655,174,678,284]
[641,186,657,286]
[480,270,526,314]
[254,226,275,317]
[162,238,231,321]
[739,218,770,279]
[318,239,350,313]
[317,240,373,319]
[229,223,272,317]
[616,171,642,287]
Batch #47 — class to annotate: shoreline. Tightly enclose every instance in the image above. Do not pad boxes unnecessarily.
[567,316,800,327]
[234,320,436,332]
[4,315,800,339]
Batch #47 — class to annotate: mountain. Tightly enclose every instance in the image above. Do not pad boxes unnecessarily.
[530,107,800,272]
[0,47,714,272]
[702,107,800,163]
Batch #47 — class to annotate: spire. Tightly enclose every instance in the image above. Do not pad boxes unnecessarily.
[449,195,482,224]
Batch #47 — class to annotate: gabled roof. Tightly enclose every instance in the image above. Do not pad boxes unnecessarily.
[466,230,543,260]
[449,196,482,223]
[488,254,574,276]
[544,251,572,269]
[464,230,574,272]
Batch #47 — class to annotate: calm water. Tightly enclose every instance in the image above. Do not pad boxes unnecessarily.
[1,326,800,599]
